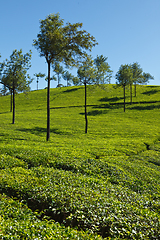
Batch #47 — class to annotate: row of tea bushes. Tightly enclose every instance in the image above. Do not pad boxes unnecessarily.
[0,167,160,239]
[1,145,160,196]
[0,194,103,239]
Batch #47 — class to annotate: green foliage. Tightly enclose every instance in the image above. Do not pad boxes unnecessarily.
[0,84,160,238]
[0,194,102,239]
[94,55,113,84]
[116,64,133,86]
[0,49,32,93]
[33,13,97,66]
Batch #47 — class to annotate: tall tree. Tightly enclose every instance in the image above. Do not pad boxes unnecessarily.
[94,55,112,84]
[34,72,45,90]
[115,64,133,112]
[33,13,97,141]
[77,58,96,133]
[0,49,32,123]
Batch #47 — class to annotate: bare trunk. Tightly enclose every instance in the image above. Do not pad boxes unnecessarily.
[134,83,137,97]
[46,62,50,141]
[130,83,132,104]
[10,89,12,112]
[123,85,125,112]
[12,81,15,124]
[37,78,38,90]
[84,81,88,133]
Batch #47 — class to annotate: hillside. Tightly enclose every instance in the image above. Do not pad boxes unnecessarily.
[0,84,160,239]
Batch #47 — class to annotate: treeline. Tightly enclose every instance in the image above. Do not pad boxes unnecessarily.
[0,13,154,140]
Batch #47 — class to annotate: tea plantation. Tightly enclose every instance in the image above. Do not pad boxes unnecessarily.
[0,84,160,239]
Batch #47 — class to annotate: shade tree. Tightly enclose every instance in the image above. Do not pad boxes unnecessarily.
[0,49,32,123]
[34,72,45,90]
[94,55,113,84]
[52,62,64,87]
[63,70,74,87]
[77,57,96,133]
[33,13,97,141]
[142,72,154,84]
[115,64,133,112]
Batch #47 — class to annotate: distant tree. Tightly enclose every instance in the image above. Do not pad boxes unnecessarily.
[63,70,73,87]
[131,62,143,97]
[0,49,32,123]
[33,13,97,141]
[52,63,64,87]
[77,57,96,133]
[72,76,80,86]
[94,55,113,84]
[34,72,45,90]
[142,72,154,84]
[115,64,133,112]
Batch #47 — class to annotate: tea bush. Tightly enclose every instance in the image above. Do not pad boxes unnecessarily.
[0,84,160,238]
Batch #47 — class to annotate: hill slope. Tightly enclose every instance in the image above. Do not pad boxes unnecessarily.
[0,84,160,239]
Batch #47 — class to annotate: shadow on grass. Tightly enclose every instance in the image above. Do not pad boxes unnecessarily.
[99,96,124,102]
[142,89,159,95]
[63,87,79,93]
[80,109,109,116]
[18,127,70,136]
[50,104,96,110]
[0,111,10,114]
[129,103,160,110]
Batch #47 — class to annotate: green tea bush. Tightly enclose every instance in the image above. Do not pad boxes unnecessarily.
[0,167,160,239]
[1,84,160,238]
[0,194,103,239]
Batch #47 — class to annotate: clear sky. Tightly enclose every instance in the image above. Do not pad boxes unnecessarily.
[0,0,160,90]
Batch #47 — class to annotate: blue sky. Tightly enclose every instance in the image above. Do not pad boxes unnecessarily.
[0,0,160,90]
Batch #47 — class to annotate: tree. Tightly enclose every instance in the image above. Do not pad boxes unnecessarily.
[33,13,97,141]
[72,76,80,86]
[63,70,73,87]
[115,64,133,112]
[131,62,143,97]
[0,49,32,123]
[94,55,112,84]
[34,72,45,90]
[77,58,96,133]
[142,72,154,84]
[52,63,64,87]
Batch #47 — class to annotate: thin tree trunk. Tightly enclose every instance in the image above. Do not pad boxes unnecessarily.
[84,81,88,133]
[58,74,60,86]
[134,83,137,97]
[12,82,15,124]
[46,62,50,141]
[123,85,125,112]
[130,83,132,104]
[37,78,38,90]
[10,89,12,112]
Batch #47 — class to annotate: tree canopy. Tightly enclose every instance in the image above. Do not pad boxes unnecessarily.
[94,55,113,84]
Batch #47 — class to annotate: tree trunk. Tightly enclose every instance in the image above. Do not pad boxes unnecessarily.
[10,89,12,112]
[130,83,132,104]
[123,85,125,112]
[46,62,50,141]
[12,82,15,124]
[134,83,137,97]
[58,74,60,86]
[84,81,88,133]
[37,78,39,90]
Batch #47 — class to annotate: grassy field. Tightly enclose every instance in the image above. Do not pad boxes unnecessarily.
[0,84,160,239]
